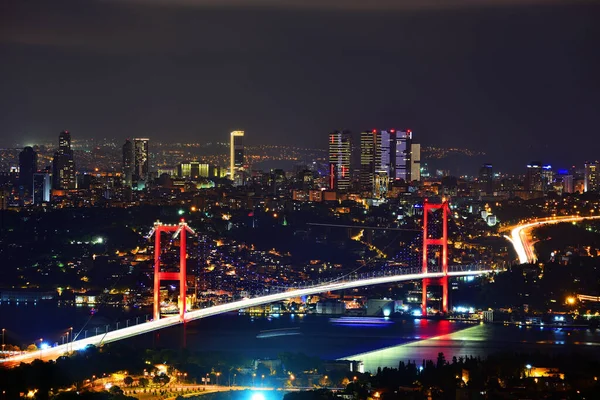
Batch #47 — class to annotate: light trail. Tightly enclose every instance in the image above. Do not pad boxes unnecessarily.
[0,269,490,366]
[506,215,600,264]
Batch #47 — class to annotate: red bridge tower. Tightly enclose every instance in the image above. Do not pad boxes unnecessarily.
[421,200,450,315]
[150,220,195,322]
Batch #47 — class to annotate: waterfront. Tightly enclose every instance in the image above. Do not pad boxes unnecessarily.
[3,303,600,373]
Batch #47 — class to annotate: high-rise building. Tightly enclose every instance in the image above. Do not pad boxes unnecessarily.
[360,130,381,194]
[360,129,416,196]
[122,139,134,188]
[33,173,51,204]
[584,161,599,192]
[541,165,553,193]
[19,147,37,198]
[479,164,493,195]
[52,130,76,190]
[410,143,421,182]
[133,138,149,189]
[525,162,543,191]
[391,130,413,182]
[328,130,352,191]
[230,131,245,185]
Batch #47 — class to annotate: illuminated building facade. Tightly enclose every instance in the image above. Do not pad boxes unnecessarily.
[360,130,381,195]
[328,130,352,191]
[33,173,51,204]
[361,129,415,197]
[525,162,543,191]
[410,143,421,182]
[52,130,76,190]
[585,161,599,192]
[133,138,149,189]
[230,130,245,185]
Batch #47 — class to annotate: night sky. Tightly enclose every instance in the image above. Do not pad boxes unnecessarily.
[1,0,599,171]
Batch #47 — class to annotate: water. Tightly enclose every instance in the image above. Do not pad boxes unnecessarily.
[2,303,600,372]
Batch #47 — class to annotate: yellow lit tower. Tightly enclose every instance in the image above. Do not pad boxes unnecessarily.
[230,130,245,185]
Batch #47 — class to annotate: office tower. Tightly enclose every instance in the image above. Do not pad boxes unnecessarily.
[584,161,599,192]
[328,130,352,191]
[360,130,381,194]
[360,129,415,196]
[391,130,413,182]
[19,147,37,198]
[410,143,421,182]
[541,165,553,193]
[52,130,76,190]
[122,139,134,188]
[479,164,493,195]
[133,138,149,189]
[33,173,51,204]
[525,162,543,191]
[230,130,245,185]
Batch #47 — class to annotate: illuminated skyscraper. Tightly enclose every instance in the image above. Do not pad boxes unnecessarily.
[360,129,416,196]
[122,139,134,188]
[133,138,149,189]
[584,161,599,192]
[391,130,413,181]
[525,162,543,191]
[33,173,51,204]
[410,143,421,182]
[52,130,76,190]
[360,130,381,194]
[328,130,352,191]
[230,130,245,185]
[19,146,37,199]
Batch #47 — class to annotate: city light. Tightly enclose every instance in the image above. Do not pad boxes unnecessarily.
[251,393,266,400]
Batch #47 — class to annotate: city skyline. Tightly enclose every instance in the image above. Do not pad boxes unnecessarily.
[1,0,599,170]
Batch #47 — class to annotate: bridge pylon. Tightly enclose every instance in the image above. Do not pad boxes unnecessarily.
[149,220,195,322]
[421,200,450,315]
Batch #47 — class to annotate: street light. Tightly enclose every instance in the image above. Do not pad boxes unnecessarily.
[216,372,221,386]
[526,364,532,377]
[2,328,5,357]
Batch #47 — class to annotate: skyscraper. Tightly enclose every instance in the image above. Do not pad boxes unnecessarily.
[122,139,134,188]
[19,146,37,199]
[410,143,421,182]
[360,130,381,194]
[230,130,244,185]
[391,129,413,181]
[33,173,51,204]
[360,129,415,196]
[133,138,149,189]
[52,130,76,190]
[328,130,352,191]
[584,161,599,192]
[525,162,543,191]
[479,164,493,195]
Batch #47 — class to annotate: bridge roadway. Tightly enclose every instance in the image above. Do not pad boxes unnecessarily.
[1,267,490,366]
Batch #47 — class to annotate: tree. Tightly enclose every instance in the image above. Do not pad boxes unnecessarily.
[139,377,149,387]
[26,344,38,352]
[124,376,134,387]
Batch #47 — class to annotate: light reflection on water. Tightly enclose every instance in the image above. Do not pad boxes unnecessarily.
[341,323,600,372]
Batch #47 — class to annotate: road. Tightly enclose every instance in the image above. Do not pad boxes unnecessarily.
[506,214,600,264]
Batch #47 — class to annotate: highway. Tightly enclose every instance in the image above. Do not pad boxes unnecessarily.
[0,267,490,366]
[507,215,600,264]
